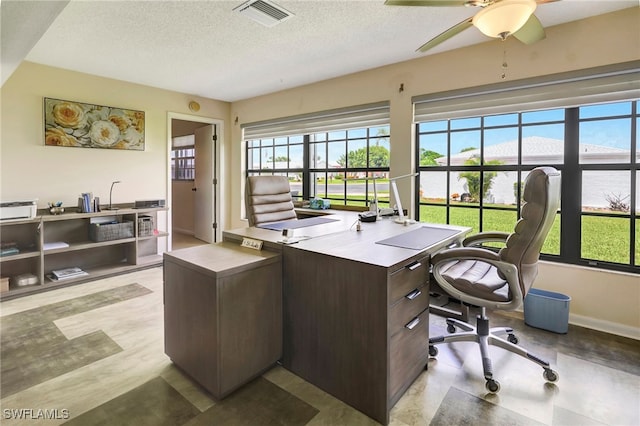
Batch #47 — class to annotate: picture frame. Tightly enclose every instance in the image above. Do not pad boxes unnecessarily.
[44,97,145,150]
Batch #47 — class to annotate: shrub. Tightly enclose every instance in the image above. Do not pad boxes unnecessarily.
[605,193,630,212]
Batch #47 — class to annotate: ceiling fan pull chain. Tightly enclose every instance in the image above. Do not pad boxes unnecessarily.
[501,44,508,80]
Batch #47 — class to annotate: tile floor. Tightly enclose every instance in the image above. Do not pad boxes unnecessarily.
[1,255,638,425]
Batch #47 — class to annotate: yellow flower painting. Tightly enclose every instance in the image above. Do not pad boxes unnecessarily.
[44,98,145,150]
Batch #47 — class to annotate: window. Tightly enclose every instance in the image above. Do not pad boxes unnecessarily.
[246,135,304,201]
[244,103,390,208]
[413,62,639,274]
[171,135,195,181]
[415,99,638,274]
[417,110,563,255]
[579,102,635,266]
[309,126,390,207]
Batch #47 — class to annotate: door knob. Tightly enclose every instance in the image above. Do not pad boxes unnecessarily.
[192,188,197,191]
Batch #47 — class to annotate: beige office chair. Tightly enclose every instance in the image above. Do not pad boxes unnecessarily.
[245,176,297,227]
[428,166,561,393]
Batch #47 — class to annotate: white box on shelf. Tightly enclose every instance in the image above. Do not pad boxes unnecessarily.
[0,200,37,221]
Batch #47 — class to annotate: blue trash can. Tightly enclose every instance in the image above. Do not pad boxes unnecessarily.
[524,288,571,334]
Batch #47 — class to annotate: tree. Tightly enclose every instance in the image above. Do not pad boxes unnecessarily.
[337,145,389,168]
[368,145,390,167]
[419,149,442,166]
[458,157,502,202]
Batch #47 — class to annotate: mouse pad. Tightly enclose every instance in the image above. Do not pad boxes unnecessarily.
[375,226,460,250]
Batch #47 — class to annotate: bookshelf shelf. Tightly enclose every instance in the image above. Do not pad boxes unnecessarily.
[42,238,137,254]
[0,249,41,262]
[0,206,168,300]
[138,231,169,242]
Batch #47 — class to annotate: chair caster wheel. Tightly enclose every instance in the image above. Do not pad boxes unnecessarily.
[429,345,438,357]
[486,379,501,393]
[507,334,519,344]
[543,369,559,383]
[447,324,456,333]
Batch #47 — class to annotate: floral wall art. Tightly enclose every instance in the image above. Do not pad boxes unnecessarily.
[44,98,145,150]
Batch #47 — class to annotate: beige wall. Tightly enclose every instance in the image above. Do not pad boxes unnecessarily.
[230,8,640,337]
[537,262,639,338]
[1,62,230,251]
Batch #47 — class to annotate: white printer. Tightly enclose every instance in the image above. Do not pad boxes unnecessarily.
[0,200,38,221]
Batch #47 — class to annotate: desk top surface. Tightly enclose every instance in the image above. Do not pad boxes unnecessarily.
[164,241,280,278]
[292,219,469,267]
[223,210,471,267]
[224,209,357,244]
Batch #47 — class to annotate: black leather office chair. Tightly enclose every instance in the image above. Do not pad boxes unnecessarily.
[245,176,297,227]
[428,166,561,393]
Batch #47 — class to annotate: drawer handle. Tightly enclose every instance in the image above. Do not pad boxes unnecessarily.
[405,289,421,300]
[406,261,422,271]
[405,317,420,330]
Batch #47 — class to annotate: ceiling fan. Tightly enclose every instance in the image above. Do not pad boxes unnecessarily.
[385,0,558,52]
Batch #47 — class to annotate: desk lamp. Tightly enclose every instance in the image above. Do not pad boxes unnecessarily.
[350,176,381,216]
[107,180,121,210]
[370,177,379,214]
[389,173,419,224]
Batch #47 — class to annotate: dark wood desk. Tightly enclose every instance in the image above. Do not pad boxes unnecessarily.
[163,242,282,399]
[223,215,470,424]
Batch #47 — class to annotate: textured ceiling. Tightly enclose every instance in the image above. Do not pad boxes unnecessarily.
[6,0,638,102]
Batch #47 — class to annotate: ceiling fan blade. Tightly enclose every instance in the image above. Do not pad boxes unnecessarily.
[384,0,472,6]
[416,18,474,52]
[512,13,546,45]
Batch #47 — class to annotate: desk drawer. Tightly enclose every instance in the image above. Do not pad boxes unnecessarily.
[389,285,429,335]
[389,307,429,399]
[389,255,429,304]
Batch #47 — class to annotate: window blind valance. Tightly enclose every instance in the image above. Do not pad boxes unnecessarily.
[413,61,640,123]
[242,101,390,139]
[172,135,195,148]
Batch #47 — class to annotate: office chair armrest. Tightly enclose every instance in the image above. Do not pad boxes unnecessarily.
[431,246,501,265]
[431,247,523,311]
[463,232,510,247]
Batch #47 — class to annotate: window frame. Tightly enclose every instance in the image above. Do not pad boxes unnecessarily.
[243,102,391,210]
[414,101,638,274]
[171,145,196,181]
[245,126,391,209]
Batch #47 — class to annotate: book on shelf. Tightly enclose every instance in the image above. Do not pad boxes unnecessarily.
[0,247,20,257]
[1,241,18,250]
[1,241,21,256]
[43,241,70,251]
[79,192,94,213]
[50,267,88,280]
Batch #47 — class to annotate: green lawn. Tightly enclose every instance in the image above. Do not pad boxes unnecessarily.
[581,216,633,264]
[420,206,560,255]
[420,205,637,265]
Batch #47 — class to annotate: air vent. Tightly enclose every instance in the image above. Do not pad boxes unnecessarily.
[233,0,294,27]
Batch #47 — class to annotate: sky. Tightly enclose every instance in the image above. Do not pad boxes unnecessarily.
[250,100,638,168]
[419,100,637,158]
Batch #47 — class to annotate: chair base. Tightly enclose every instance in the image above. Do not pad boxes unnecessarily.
[429,280,471,322]
[428,310,559,393]
[429,301,470,323]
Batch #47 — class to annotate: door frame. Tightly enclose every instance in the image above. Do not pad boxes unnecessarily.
[167,112,224,250]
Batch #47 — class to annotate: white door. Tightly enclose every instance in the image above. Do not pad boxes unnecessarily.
[194,124,217,243]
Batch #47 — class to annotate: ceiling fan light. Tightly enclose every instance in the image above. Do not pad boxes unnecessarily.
[472,0,537,39]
